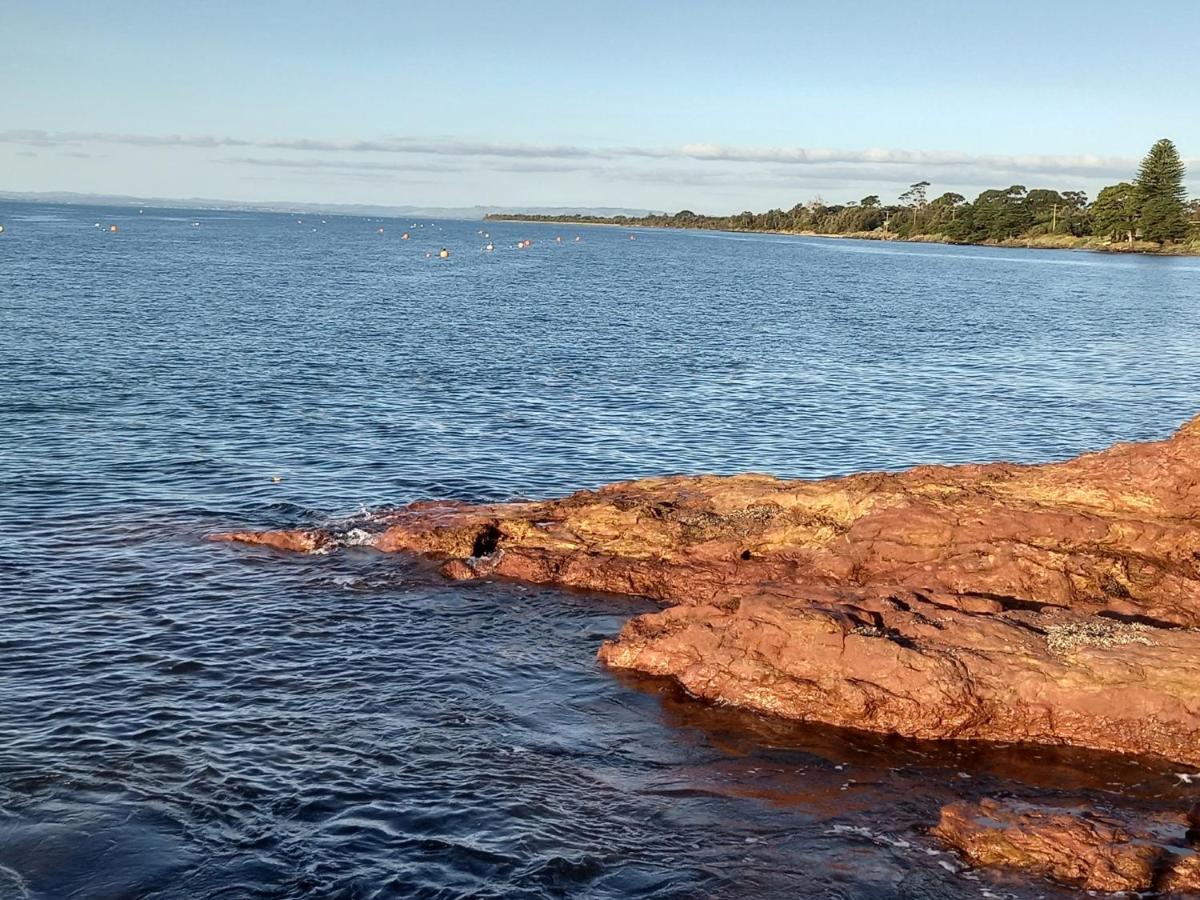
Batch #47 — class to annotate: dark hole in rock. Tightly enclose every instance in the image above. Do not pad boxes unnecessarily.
[472,524,502,557]
[740,549,752,561]
[1097,609,1180,630]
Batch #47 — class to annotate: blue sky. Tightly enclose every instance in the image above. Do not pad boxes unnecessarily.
[3,0,1198,212]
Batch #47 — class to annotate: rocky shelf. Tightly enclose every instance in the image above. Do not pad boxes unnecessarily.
[214,415,1200,892]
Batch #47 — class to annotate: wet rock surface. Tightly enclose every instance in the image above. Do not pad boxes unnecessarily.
[933,797,1200,894]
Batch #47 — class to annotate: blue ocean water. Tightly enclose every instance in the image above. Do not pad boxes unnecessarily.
[1,202,1199,899]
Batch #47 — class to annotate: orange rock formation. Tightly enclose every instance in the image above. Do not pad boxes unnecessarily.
[214,415,1200,766]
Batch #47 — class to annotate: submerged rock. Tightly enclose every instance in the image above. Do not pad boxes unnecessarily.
[933,798,1200,893]
[213,415,1200,765]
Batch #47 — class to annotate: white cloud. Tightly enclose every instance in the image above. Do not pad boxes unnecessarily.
[1,128,1181,183]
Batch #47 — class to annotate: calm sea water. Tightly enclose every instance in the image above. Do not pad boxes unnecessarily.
[2,202,1199,899]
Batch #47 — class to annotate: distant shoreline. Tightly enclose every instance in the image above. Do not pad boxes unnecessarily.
[483,216,1200,257]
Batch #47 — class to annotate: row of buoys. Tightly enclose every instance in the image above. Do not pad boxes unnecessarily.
[517,239,533,249]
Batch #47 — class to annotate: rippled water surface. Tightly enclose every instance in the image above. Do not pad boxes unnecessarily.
[2,203,1200,899]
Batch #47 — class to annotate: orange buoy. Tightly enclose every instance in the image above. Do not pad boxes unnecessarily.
[109,224,119,233]
[438,248,450,259]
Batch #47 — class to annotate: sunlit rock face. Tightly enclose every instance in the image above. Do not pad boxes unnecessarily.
[933,798,1200,894]
[214,414,1200,766]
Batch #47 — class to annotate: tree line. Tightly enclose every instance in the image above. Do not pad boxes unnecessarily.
[488,139,1198,249]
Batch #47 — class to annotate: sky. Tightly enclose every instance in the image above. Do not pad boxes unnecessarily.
[2,0,1199,213]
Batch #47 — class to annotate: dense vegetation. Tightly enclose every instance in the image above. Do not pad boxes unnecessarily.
[489,139,1199,252]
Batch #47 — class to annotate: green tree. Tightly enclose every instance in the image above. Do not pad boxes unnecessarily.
[968,186,1032,240]
[1059,191,1090,236]
[922,192,967,234]
[1023,189,1065,232]
[1134,138,1188,242]
[1091,182,1138,244]
[897,181,930,234]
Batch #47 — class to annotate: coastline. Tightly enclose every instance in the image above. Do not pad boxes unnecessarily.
[217,413,1200,766]
[216,416,1200,891]
[484,216,1200,256]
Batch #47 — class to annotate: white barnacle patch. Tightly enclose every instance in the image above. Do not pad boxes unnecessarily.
[1044,619,1154,655]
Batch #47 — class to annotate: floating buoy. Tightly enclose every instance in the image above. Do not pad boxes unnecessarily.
[0,224,5,235]
[377,227,385,234]
[138,209,144,214]
[484,242,494,251]
[401,232,409,240]
[297,219,303,225]
[94,223,101,228]
[425,252,432,258]
[109,224,119,233]
[628,234,636,240]
[270,475,283,484]
[574,236,581,242]
[192,222,200,227]
[438,248,450,259]
[555,235,562,244]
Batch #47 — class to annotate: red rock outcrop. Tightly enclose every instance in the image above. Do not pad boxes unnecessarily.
[934,798,1200,894]
[213,415,1200,765]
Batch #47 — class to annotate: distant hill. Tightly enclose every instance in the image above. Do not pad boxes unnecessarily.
[0,190,655,220]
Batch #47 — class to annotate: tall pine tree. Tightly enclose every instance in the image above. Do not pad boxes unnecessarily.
[1134,138,1189,242]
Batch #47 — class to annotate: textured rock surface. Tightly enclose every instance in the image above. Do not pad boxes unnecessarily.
[213,416,1200,764]
[934,798,1200,893]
